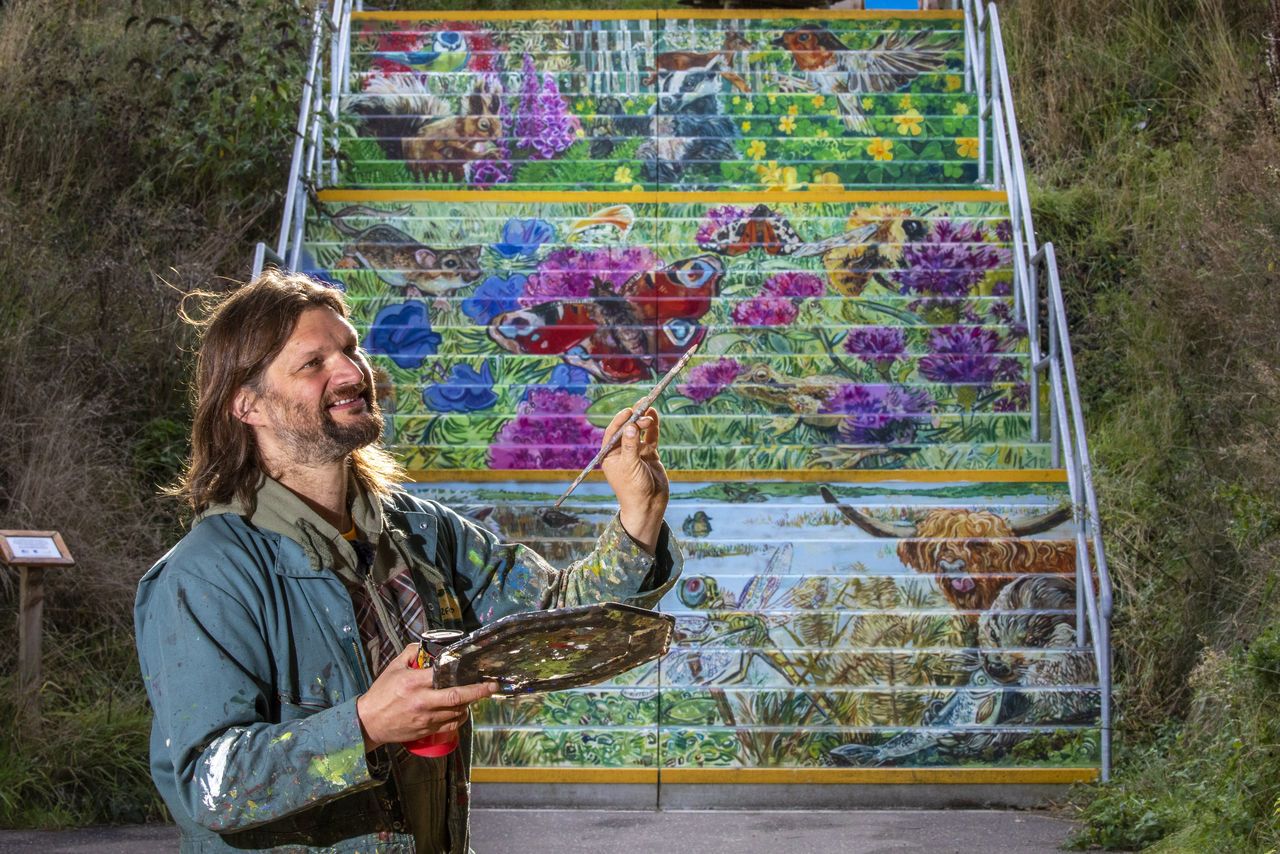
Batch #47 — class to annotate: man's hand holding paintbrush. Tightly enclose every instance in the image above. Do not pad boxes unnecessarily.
[595,399,669,554]
[556,343,702,554]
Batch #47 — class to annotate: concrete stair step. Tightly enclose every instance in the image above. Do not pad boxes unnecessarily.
[392,441,1056,472]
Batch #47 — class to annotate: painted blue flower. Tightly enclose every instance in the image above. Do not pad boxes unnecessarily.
[546,363,592,396]
[491,218,556,259]
[423,363,499,413]
[461,274,526,325]
[521,357,593,404]
[366,301,441,370]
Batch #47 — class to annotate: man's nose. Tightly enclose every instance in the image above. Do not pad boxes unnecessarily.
[331,353,365,387]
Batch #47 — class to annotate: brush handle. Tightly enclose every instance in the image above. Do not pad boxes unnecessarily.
[551,342,700,508]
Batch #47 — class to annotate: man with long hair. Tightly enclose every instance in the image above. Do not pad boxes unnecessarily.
[134,270,680,853]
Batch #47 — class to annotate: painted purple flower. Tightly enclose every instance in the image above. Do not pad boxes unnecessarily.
[534,74,580,158]
[366,301,442,370]
[462,274,525,324]
[988,300,1013,322]
[732,295,798,327]
[844,326,907,374]
[490,388,603,469]
[695,206,752,249]
[820,384,936,444]
[522,246,656,305]
[465,157,514,189]
[991,279,1013,297]
[423,363,498,413]
[515,55,541,150]
[678,357,743,403]
[995,219,1014,242]
[492,218,556,259]
[919,325,1021,386]
[763,271,825,299]
[515,54,579,161]
[893,219,1010,299]
[994,382,1031,413]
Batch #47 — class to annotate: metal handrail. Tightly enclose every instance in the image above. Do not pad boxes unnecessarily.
[254,0,354,276]
[961,0,1114,780]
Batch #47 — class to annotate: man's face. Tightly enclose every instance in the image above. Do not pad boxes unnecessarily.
[238,306,382,468]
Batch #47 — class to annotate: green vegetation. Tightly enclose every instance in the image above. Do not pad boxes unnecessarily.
[0,0,308,827]
[1002,0,1280,849]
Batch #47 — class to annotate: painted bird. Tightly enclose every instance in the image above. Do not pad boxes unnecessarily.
[373,30,469,74]
[772,25,958,133]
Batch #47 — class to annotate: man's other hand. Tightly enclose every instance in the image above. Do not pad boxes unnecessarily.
[599,404,670,553]
[355,644,499,752]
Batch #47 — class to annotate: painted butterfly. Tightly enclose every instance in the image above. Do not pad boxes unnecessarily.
[705,204,806,257]
[488,254,724,384]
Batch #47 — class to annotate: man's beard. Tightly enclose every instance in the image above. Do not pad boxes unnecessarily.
[261,381,384,467]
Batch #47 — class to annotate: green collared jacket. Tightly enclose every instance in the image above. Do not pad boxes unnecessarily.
[135,476,680,853]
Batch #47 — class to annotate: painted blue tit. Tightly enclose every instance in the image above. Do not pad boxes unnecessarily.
[374,30,469,73]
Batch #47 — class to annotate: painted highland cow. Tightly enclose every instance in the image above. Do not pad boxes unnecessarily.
[818,486,1075,613]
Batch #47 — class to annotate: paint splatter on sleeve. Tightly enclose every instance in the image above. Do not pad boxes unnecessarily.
[445,511,683,624]
[137,570,381,833]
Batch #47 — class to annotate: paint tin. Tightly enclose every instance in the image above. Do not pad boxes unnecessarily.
[405,629,465,758]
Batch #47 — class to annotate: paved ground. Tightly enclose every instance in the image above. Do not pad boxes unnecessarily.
[0,809,1078,853]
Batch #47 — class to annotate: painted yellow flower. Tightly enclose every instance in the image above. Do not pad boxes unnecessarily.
[956,137,980,158]
[894,109,924,136]
[811,171,843,190]
[868,137,894,161]
[816,128,830,139]
[613,166,633,184]
[946,75,963,92]
[733,95,742,105]
[743,100,755,113]
[741,120,752,132]
[811,95,826,109]
[787,104,799,117]
[631,184,644,193]
[779,115,797,134]
[755,160,801,191]
[747,139,768,160]
[575,126,586,138]
[898,94,913,110]
[624,99,635,110]
[953,101,970,117]
[767,93,778,104]
[862,97,875,111]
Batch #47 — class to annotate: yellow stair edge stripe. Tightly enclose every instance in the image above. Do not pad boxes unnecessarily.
[352,10,966,23]
[472,767,1098,785]
[404,469,1069,484]
[318,189,1005,205]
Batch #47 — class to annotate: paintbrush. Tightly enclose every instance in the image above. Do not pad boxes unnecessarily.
[551,340,701,508]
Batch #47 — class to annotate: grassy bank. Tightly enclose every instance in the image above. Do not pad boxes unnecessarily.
[0,0,308,827]
[1004,0,1280,849]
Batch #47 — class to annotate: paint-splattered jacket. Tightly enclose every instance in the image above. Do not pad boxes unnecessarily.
[134,476,680,853]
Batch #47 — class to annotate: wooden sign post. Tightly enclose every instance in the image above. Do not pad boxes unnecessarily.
[1,531,75,721]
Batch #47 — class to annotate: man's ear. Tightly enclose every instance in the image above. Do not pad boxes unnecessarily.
[232,386,264,427]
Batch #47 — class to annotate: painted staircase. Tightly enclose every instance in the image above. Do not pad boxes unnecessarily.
[262,0,1112,806]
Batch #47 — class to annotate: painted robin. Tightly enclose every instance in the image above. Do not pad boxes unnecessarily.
[772,25,958,133]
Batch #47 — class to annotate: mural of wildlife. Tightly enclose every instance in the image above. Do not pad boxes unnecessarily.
[819,486,1075,613]
[341,15,978,190]
[305,7,1104,781]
